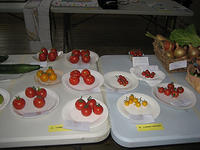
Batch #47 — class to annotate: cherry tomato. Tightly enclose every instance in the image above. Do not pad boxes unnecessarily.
[12,96,26,110]
[72,49,80,56]
[164,88,171,96]
[70,70,81,78]
[48,51,57,61]
[75,98,86,110]
[69,55,79,64]
[46,66,54,75]
[84,74,95,85]
[40,72,49,82]
[81,69,91,78]
[136,50,143,56]
[69,76,80,85]
[158,87,164,93]
[50,48,58,57]
[80,49,90,57]
[36,88,47,98]
[87,96,96,109]
[93,104,103,115]
[49,73,57,81]
[40,48,48,56]
[25,87,36,98]
[81,104,92,117]
[39,52,47,61]
[82,54,90,63]
[36,70,43,78]
[171,90,179,98]
[142,100,148,107]
[177,87,184,94]
[167,82,174,89]
[33,96,45,108]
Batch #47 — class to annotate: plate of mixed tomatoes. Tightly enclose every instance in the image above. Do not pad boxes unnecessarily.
[62,95,108,128]
[65,49,99,68]
[62,69,104,92]
[117,93,160,120]
[103,71,139,92]
[10,86,59,118]
[152,82,197,109]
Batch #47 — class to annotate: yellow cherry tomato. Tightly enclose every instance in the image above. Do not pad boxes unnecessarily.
[124,100,129,106]
[40,73,49,82]
[36,70,43,78]
[133,97,138,103]
[46,66,54,75]
[49,73,57,81]
[135,101,141,108]
[129,98,133,104]
[142,100,148,107]
[129,94,134,100]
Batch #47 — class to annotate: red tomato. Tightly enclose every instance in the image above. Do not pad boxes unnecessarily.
[81,69,91,78]
[48,51,57,61]
[25,87,36,98]
[80,49,90,57]
[33,96,45,108]
[12,96,26,110]
[36,88,47,98]
[72,49,80,56]
[164,88,171,96]
[39,52,47,61]
[129,50,135,56]
[167,82,174,89]
[93,104,103,115]
[70,70,81,78]
[75,98,86,110]
[87,96,96,109]
[177,87,184,94]
[171,90,179,98]
[136,50,143,56]
[81,104,92,117]
[158,87,164,93]
[84,74,95,85]
[69,55,79,64]
[50,48,58,56]
[82,54,90,63]
[69,76,80,85]
[40,48,48,56]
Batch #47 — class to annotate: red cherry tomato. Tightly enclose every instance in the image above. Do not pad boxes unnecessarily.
[171,90,179,98]
[80,49,90,57]
[167,82,174,89]
[36,88,47,98]
[82,54,90,63]
[177,87,184,94]
[33,96,45,108]
[75,98,86,110]
[83,74,95,85]
[50,48,58,57]
[69,76,80,85]
[136,50,143,56]
[70,70,81,78]
[164,88,171,96]
[81,69,91,78]
[25,87,36,98]
[93,104,103,115]
[81,104,92,117]
[72,49,80,56]
[40,48,48,56]
[48,51,57,61]
[69,55,79,64]
[39,52,47,61]
[158,87,164,93]
[12,96,26,110]
[87,96,96,109]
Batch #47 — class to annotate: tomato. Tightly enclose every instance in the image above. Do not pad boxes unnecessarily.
[142,100,148,107]
[12,96,26,110]
[177,87,184,94]
[81,104,92,117]
[40,72,49,82]
[69,76,80,85]
[136,50,143,56]
[70,70,81,78]
[69,55,79,64]
[48,51,57,61]
[25,87,36,98]
[87,96,96,109]
[164,88,171,96]
[46,66,54,74]
[75,98,86,110]
[93,104,103,115]
[39,52,47,61]
[84,74,95,85]
[171,90,179,98]
[82,54,90,63]
[135,101,141,107]
[167,82,174,89]
[36,88,47,98]
[50,48,58,56]
[36,70,43,78]
[80,49,90,57]
[142,71,146,76]
[40,48,48,56]
[81,69,91,78]
[72,49,80,56]
[33,96,45,108]
[158,87,164,93]
[49,73,57,81]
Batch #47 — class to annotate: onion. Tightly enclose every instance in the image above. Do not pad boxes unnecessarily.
[174,43,187,58]
[166,51,174,59]
[156,34,167,41]
[188,44,199,59]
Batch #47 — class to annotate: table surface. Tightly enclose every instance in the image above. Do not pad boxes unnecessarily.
[0,54,110,148]
[98,55,200,148]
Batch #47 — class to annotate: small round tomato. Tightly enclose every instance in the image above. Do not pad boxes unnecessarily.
[87,96,96,109]
[39,52,47,61]
[72,49,80,56]
[40,48,48,56]
[84,74,95,85]
[50,48,58,56]
[177,87,184,94]
[81,104,92,117]
[69,76,80,85]
[136,50,143,56]
[81,69,91,78]
[93,104,103,115]
[167,82,174,89]
[46,66,54,74]
[48,51,57,61]
[75,98,86,110]
[82,54,90,63]
[70,70,81,78]
[142,100,148,107]
[69,55,79,64]
[36,88,47,98]
[40,73,49,82]
[25,87,36,98]
[12,96,26,110]
[80,49,90,57]
[158,87,164,93]
[171,90,179,98]
[164,88,171,96]
[33,96,45,108]
[36,70,43,78]
[49,73,57,81]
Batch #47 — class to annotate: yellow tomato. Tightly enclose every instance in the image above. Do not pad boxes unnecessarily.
[49,73,57,81]
[36,70,43,78]
[133,97,138,103]
[129,98,133,104]
[135,101,141,108]
[142,100,148,107]
[124,100,129,106]
[40,73,49,82]
[46,66,54,75]
[129,94,134,100]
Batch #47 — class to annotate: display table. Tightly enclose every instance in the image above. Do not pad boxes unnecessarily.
[0,54,110,148]
[98,55,200,148]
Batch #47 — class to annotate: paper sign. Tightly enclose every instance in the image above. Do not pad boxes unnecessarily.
[128,114,155,124]
[169,60,187,70]
[132,57,149,67]
[139,65,159,71]
[48,124,71,132]
[63,120,90,131]
[136,123,164,131]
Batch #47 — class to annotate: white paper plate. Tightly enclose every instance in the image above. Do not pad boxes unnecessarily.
[104,71,139,92]
[152,83,197,109]
[0,88,10,110]
[117,93,160,120]
[62,69,104,92]
[32,51,63,62]
[65,51,99,68]
[62,96,108,128]
[10,88,59,118]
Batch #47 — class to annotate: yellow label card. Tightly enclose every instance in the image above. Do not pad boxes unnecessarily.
[48,124,71,132]
[136,123,164,131]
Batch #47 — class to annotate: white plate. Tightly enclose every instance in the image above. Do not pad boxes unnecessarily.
[0,88,10,110]
[32,51,63,62]
[117,93,160,120]
[10,88,59,118]
[104,71,139,91]
[152,83,197,109]
[62,69,104,92]
[65,51,99,68]
[62,96,108,128]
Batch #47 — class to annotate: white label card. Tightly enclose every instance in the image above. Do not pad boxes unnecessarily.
[169,60,187,71]
[132,57,149,67]
[63,120,90,131]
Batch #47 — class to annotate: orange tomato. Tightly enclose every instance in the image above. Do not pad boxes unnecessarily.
[124,100,129,106]
[40,73,49,82]
[133,97,138,103]
[135,101,141,108]
[129,94,134,100]
[46,66,54,75]
[49,73,57,81]
[36,70,43,78]
[142,100,148,107]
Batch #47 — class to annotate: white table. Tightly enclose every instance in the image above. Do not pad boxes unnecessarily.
[98,55,200,148]
[0,54,110,148]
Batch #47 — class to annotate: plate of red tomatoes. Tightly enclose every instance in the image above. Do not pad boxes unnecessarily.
[65,49,99,68]
[62,69,104,92]
[103,71,139,92]
[10,86,59,118]
[62,95,108,128]
[152,83,197,109]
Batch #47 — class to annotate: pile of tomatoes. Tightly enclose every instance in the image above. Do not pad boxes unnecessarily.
[36,66,57,82]
[124,94,148,108]
[117,75,128,86]
[75,96,103,117]
[39,47,58,62]
[129,49,143,57]
[157,82,184,98]
[69,49,91,64]
[12,87,47,110]
[141,69,156,78]
[69,69,95,85]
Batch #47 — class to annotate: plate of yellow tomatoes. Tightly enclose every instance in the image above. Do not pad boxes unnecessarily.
[35,66,63,85]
